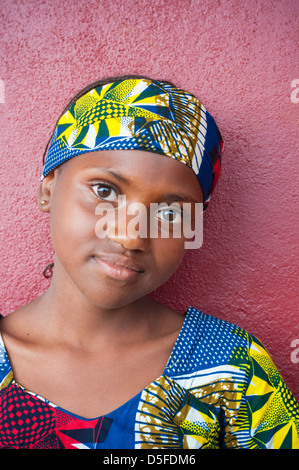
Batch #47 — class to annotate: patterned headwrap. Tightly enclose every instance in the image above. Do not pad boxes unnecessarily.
[42,78,223,208]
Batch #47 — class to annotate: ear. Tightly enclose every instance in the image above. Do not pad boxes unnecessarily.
[38,169,59,212]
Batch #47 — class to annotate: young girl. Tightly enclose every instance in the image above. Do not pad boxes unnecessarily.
[0,75,298,449]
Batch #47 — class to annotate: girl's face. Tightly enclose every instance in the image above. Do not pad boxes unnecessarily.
[40,150,203,309]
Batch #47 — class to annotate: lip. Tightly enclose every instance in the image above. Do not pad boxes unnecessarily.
[92,254,145,281]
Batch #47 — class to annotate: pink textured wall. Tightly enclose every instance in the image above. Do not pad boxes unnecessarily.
[0,0,298,399]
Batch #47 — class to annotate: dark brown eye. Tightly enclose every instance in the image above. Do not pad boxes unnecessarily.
[92,184,117,201]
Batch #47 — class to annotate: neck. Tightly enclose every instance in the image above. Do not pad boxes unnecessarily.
[34,263,158,350]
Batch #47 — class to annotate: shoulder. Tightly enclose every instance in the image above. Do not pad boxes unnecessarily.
[167,306,267,376]
[0,300,39,339]
[0,304,38,387]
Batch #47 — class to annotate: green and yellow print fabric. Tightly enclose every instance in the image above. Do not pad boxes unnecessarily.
[43,78,206,173]
[230,337,299,448]
[42,79,223,207]
[135,308,299,449]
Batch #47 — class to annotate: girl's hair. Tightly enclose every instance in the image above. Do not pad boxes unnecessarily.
[42,74,177,278]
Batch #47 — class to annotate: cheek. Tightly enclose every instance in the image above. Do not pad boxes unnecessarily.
[151,239,186,281]
[50,199,97,260]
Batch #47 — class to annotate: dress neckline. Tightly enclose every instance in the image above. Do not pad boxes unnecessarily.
[0,306,196,421]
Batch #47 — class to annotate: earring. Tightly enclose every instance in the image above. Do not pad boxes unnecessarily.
[41,200,47,205]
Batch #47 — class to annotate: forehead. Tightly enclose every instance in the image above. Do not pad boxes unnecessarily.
[59,149,203,201]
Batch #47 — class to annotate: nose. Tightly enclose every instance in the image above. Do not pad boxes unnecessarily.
[108,232,149,251]
[107,204,150,251]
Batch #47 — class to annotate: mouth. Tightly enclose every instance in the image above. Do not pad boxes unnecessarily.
[92,254,145,281]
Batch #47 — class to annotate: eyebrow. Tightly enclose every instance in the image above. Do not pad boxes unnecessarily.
[163,193,199,204]
[84,166,200,203]
[83,166,131,185]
